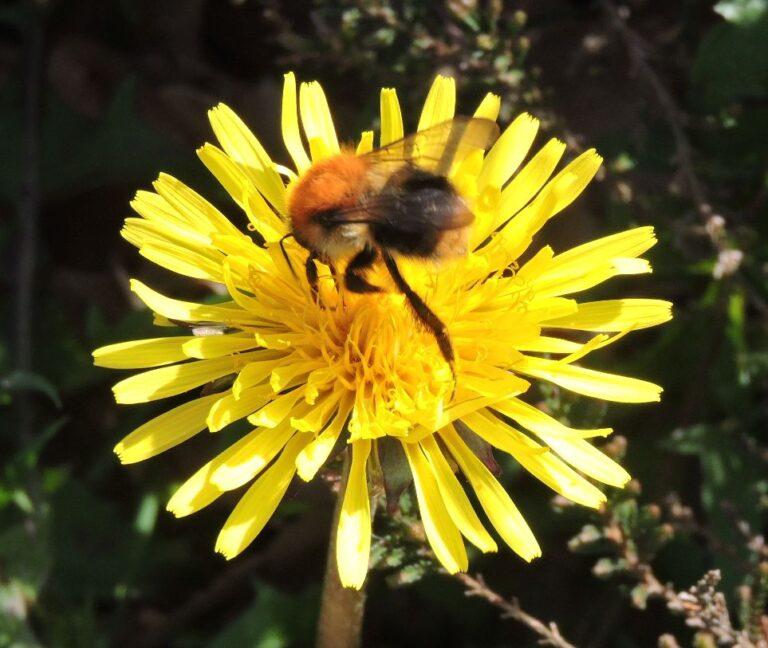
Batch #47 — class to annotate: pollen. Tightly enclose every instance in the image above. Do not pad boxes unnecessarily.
[313,294,452,441]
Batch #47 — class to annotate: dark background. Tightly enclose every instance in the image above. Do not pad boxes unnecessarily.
[2,0,768,646]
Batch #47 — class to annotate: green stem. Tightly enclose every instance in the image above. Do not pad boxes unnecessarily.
[316,449,366,648]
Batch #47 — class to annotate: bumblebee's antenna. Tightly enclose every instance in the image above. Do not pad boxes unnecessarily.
[279,233,298,279]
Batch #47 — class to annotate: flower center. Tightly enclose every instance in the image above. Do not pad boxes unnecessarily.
[314,292,452,441]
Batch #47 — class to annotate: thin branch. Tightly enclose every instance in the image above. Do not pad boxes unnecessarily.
[16,1,46,440]
[133,551,267,648]
[599,0,713,222]
[131,498,331,648]
[599,1,765,302]
[455,572,577,648]
[597,504,757,646]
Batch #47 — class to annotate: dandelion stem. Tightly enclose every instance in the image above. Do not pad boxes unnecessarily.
[316,449,366,648]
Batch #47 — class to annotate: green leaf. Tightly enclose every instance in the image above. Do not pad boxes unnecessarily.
[208,582,318,648]
[663,423,763,591]
[0,582,43,648]
[0,523,51,595]
[714,0,768,25]
[692,13,768,109]
[0,370,62,409]
[47,481,140,599]
[0,76,195,202]
[133,493,159,537]
[378,437,412,513]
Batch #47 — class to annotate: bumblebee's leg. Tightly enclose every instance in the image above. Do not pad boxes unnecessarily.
[344,246,382,294]
[305,252,320,300]
[381,250,456,385]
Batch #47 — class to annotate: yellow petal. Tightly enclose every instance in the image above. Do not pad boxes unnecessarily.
[296,396,353,481]
[473,93,500,121]
[232,354,289,398]
[299,81,340,160]
[356,131,374,155]
[270,360,324,392]
[242,188,287,243]
[153,173,242,237]
[336,440,372,589]
[207,385,272,432]
[122,214,211,252]
[215,433,309,559]
[542,226,656,276]
[281,72,311,172]
[115,393,221,463]
[477,113,539,193]
[545,299,673,332]
[433,385,528,431]
[210,423,295,491]
[493,397,612,439]
[516,355,663,403]
[247,389,305,427]
[499,138,566,216]
[514,336,583,354]
[440,425,541,561]
[182,334,260,359]
[418,75,456,131]
[208,103,286,214]
[167,459,224,517]
[197,143,250,208]
[487,149,603,267]
[555,331,621,366]
[167,435,268,517]
[531,227,657,298]
[112,351,259,404]
[420,435,497,552]
[197,144,286,242]
[541,436,630,487]
[472,138,565,246]
[290,388,343,433]
[134,242,223,281]
[403,441,468,574]
[93,337,193,369]
[130,279,256,325]
[122,218,224,281]
[131,189,187,228]
[380,88,404,146]
[460,411,606,509]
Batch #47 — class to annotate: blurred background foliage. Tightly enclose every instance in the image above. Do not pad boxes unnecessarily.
[1,0,768,646]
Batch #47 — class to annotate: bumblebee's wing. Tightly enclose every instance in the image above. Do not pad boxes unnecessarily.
[364,116,500,177]
[309,117,499,231]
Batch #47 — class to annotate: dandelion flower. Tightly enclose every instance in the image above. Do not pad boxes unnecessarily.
[93,73,672,589]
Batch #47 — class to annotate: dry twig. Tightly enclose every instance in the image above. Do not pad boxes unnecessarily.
[599,500,761,646]
[17,1,46,440]
[455,572,577,648]
[597,0,765,297]
[599,0,712,222]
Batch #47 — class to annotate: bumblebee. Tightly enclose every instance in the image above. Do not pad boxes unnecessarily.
[284,116,500,376]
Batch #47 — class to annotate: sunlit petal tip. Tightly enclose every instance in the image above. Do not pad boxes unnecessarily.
[113,443,129,463]
[214,537,238,560]
[474,92,501,121]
